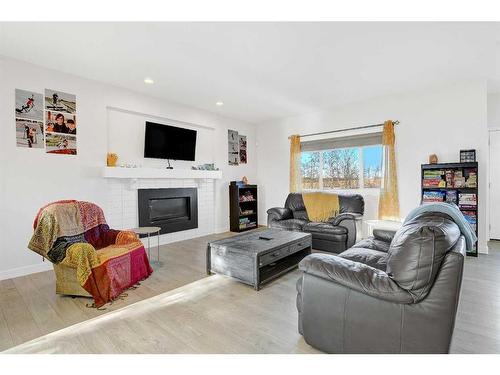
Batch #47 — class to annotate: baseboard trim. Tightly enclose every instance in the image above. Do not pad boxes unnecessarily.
[0,262,53,281]
[478,244,489,254]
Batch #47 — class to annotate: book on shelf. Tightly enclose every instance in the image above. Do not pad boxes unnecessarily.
[461,210,477,232]
[423,170,444,178]
[423,170,445,187]
[239,208,255,216]
[239,191,255,202]
[465,171,477,188]
[422,190,445,203]
[445,169,454,187]
[458,193,476,210]
[239,216,256,229]
[453,170,465,188]
[445,190,457,204]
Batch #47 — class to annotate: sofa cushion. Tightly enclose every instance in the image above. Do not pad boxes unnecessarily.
[386,212,460,299]
[303,222,348,235]
[284,193,310,220]
[339,247,388,271]
[269,218,308,231]
[339,194,364,214]
[351,237,391,253]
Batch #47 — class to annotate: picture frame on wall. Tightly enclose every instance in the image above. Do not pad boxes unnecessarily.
[228,129,239,165]
[44,88,78,155]
[460,149,476,163]
[14,89,44,149]
[239,135,247,164]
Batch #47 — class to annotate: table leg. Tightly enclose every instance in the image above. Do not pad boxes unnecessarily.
[157,230,160,264]
[147,233,151,260]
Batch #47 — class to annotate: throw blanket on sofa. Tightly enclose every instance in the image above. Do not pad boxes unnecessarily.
[302,192,339,222]
[404,202,477,251]
[28,200,153,307]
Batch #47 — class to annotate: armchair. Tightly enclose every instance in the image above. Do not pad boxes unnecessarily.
[267,193,364,253]
[28,200,153,307]
[296,212,465,353]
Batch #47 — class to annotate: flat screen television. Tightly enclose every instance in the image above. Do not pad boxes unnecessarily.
[144,122,197,161]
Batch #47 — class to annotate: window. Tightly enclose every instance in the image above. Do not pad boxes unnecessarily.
[300,133,383,191]
[323,148,360,189]
[363,145,383,188]
[301,152,320,189]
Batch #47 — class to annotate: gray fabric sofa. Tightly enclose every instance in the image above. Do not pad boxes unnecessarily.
[296,211,465,353]
[267,193,364,253]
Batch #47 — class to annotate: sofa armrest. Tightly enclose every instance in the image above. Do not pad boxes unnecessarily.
[329,213,361,248]
[329,212,356,226]
[267,207,293,221]
[60,242,98,269]
[372,229,397,243]
[299,253,413,303]
[115,230,141,245]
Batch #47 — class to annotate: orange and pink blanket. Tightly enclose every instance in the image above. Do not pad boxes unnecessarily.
[28,200,153,307]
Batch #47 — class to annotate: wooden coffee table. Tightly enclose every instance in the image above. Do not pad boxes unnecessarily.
[206,229,312,290]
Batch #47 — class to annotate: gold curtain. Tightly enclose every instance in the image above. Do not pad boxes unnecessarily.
[378,120,400,220]
[289,135,302,193]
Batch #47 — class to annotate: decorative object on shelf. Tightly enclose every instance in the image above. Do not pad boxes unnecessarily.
[191,163,219,170]
[107,153,118,167]
[239,135,247,164]
[44,89,77,155]
[228,129,239,165]
[242,176,248,184]
[15,89,45,149]
[429,154,438,164]
[230,181,258,232]
[421,161,478,256]
[460,149,476,163]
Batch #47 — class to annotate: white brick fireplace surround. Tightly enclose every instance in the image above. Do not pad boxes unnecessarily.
[104,177,216,246]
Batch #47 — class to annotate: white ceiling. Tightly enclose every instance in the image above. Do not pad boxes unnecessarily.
[1,22,500,124]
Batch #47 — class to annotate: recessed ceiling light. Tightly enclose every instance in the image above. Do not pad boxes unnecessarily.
[216,101,224,106]
[144,78,154,84]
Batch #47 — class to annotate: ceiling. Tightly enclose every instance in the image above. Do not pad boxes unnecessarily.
[1,22,500,124]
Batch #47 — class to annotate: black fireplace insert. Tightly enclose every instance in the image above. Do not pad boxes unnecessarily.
[138,188,198,234]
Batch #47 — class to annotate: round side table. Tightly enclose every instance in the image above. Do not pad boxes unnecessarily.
[130,227,161,265]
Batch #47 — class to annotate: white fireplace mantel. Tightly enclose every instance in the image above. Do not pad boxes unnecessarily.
[102,166,222,180]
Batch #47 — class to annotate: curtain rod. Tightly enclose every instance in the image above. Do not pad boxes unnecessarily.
[288,120,400,139]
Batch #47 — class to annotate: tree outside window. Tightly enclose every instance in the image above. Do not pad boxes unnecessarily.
[301,145,382,190]
[301,152,320,189]
[323,148,360,189]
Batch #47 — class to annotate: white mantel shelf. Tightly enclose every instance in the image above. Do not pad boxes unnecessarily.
[102,167,222,180]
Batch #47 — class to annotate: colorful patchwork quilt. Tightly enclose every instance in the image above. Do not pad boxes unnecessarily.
[28,200,153,307]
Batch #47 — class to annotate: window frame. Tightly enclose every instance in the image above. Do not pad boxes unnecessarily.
[301,144,382,192]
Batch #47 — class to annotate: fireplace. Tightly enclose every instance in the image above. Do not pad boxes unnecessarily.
[138,188,198,234]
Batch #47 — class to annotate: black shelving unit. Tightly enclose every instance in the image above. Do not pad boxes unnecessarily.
[229,181,258,232]
[421,162,478,256]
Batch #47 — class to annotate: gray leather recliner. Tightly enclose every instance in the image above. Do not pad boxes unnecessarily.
[296,212,465,353]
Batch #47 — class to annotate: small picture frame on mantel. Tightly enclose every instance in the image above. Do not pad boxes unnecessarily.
[460,149,476,163]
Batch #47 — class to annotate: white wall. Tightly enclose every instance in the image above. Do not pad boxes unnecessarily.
[256,81,489,253]
[488,93,500,129]
[0,56,257,279]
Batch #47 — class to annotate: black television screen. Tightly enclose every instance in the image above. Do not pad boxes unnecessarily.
[144,122,197,161]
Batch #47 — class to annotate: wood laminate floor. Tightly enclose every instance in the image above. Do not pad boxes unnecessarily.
[1,233,500,353]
